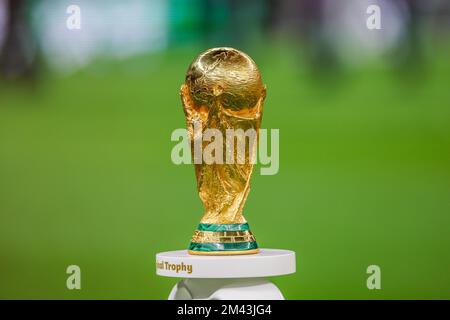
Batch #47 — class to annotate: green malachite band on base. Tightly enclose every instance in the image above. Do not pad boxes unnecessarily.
[189,223,258,253]
[189,241,258,252]
[197,223,250,232]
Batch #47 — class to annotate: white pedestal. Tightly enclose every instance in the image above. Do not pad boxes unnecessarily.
[156,249,296,300]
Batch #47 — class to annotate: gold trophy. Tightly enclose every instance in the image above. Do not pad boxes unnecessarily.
[180,47,266,255]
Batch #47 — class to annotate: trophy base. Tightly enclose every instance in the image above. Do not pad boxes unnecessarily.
[188,223,258,256]
[188,249,259,255]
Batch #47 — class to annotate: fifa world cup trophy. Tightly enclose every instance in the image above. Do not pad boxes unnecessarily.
[180,47,266,255]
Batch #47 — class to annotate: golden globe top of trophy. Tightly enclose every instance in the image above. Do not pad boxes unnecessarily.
[180,47,266,255]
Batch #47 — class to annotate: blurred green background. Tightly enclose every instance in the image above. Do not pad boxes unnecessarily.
[1,0,450,299]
